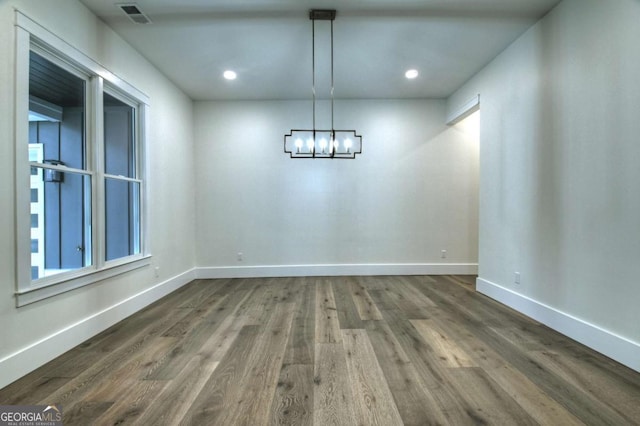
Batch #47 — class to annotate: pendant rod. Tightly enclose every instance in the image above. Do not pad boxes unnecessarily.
[330,18,334,133]
[312,18,316,132]
[330,19,335,157]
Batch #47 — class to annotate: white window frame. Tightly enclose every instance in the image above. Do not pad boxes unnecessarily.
[102,86,145,265]
[15,11,151,307]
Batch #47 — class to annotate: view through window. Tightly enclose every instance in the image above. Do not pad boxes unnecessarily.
[28,51,91,280]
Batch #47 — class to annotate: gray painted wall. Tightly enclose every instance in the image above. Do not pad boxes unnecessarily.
[448,0,640,344]
[0,0,196,388]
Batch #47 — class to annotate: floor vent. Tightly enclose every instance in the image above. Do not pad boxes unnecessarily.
[118,3,152,24]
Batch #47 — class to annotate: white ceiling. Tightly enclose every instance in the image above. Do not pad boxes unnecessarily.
[79,0,561,100]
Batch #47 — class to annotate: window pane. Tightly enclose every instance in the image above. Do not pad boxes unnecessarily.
[104,92,136,178]
[29,51,86,170]
[105,178,141,261]
[30,169,92,280]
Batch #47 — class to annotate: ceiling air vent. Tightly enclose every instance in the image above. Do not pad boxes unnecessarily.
[118,3,152,24]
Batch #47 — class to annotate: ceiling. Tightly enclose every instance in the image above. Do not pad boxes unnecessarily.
[30,51,85,107]
[79,0,561,101]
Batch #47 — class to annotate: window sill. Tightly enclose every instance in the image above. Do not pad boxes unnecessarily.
[15,255,152,307]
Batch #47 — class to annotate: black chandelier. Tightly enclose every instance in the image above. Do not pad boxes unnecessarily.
[284,9,362,159]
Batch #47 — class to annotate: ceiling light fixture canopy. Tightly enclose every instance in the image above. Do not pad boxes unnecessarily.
[284,9,362,159]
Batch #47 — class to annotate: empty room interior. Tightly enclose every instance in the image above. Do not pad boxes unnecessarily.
[1,0,639,424]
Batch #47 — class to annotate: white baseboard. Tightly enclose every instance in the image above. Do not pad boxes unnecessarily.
[477,277,640,373]
[196,263,478,279]
[0,268,196,390]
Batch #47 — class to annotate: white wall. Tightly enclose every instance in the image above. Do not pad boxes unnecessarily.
[0,0,196,388]
[194,99,479,276]
[448,0,640,370]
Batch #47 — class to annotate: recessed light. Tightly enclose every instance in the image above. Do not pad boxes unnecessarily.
[405,69,419,79]
[223,70,237,80]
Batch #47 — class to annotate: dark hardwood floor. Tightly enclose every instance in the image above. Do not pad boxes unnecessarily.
[1,275,639,425]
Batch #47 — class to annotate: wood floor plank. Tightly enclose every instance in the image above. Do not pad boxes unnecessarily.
[270,364,314,426]
[161,292,229,337]
[179,325,262,425]
[331,277,365,329]
[488,324,550,352]
[79,279,225,352]
[421,275,524,326]
[528,350,640,423]
[196,312,249,364]
[213,280,260,320]
[80,336,177,402]
[413,276,493,323]
[350,277,383,320]
[0,279,236,408]
[396,276,438,308]
[313,343,357,426]
[487,363,584,426]
[174,278,230,309]
[133,314,247,425]
[410,319,476,368]
[369,290,490,425]
[34,307,195,411]
[0,376,71,406]
[341,329,404,426]
[133,357,220,426]
[315,278,342,343]
[90,379,167,426]
[442,275,476,292]
[60,401,114,426]
[364,320,449,426]
[381,276,434,319]
[183,302,295,425]
[145,286,254,380]
[283,278,315,365]
[425,298,603,426]
[355,275,391,292]
[214,302,295,425]
[238,278,276,325]
[427,308,509,371]
[38,349,112,380]
[254,277,302,326]
[416,279,636,425]
[447,367,538,425]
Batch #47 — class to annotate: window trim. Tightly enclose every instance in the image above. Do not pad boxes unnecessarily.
[15,11,151,307]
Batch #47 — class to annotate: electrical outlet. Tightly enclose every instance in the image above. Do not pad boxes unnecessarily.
[514,272,521,285]
[237,252,243,262]
[441,250,447,259]
[154,267,160,278]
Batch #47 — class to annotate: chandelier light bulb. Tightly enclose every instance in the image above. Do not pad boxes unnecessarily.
[295,138,303,153]
[344,138,352,152]
[319,138,328,153]
[307,138,315,152]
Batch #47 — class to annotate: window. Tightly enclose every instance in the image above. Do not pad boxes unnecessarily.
[15,12,150,306]
[28,51,92,280]
[104,92,142,262]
